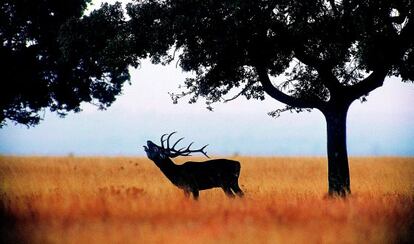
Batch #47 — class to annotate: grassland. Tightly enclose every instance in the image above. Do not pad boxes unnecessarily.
[0,156,413,244]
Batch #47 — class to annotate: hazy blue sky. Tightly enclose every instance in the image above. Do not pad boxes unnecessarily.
[1,1,413,156]
[1,58,413,156]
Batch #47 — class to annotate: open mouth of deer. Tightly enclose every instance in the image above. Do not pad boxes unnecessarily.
[143,141,156,152]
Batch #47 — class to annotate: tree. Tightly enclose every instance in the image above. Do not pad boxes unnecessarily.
[0,0,137,126]
[125,0,414,196]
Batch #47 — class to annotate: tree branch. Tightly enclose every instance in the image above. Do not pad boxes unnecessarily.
[223,81,254,103]
[328,0,339,16]
[345,69,387,101]
[343,0,358,16]
[294,49,342,95]
[255,65,326,110]
[345,18,412,101]
[390,15,407,25]
[399,18,414,46]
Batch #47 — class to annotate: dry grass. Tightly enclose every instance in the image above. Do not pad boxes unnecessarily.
[0,156,413,244]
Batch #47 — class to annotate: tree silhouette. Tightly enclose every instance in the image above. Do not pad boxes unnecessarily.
[0,0,137,126]
[126,0,413,196]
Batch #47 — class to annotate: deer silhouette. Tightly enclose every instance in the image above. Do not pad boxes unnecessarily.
[143,132,244,200]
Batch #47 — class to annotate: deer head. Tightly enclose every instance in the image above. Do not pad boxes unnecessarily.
[143,132,209,161]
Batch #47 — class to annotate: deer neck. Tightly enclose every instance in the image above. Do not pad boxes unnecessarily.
[153,157,180,184]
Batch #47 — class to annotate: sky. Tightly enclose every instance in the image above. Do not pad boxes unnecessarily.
[0,1,413,157]
[1,59,413,156]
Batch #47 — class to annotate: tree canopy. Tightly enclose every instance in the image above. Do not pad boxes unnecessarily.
[2,0,412,127]
[126,0,413,113]
[0,0,137,126]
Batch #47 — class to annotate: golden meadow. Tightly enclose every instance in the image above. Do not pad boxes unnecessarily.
[1,156,413,243]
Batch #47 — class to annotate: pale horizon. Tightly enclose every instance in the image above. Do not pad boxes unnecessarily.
[1,59,413,157]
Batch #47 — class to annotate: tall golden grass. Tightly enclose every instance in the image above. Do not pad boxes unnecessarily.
[0,156,413,243]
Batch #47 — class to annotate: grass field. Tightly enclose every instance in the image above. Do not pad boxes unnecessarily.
[0,156,413,243]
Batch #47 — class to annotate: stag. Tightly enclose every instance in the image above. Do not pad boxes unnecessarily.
[143,132,244,199]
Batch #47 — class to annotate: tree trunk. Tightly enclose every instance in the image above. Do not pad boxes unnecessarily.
[324,106,351,197]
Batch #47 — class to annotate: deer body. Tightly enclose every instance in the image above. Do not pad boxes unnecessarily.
[144,134,244,199]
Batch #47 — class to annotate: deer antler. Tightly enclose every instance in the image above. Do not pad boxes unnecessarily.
[160,133,168,148]
[160,132,209,158]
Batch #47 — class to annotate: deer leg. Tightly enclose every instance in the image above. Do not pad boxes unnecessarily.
[191,189,199,200]
[183,189,191,198]
[231,183,244,198]
[222,187,235,198]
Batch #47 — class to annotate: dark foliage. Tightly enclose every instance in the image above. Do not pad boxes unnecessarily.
[126,0,413,110]
[3,0,412,126]
[0,0,137,126]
